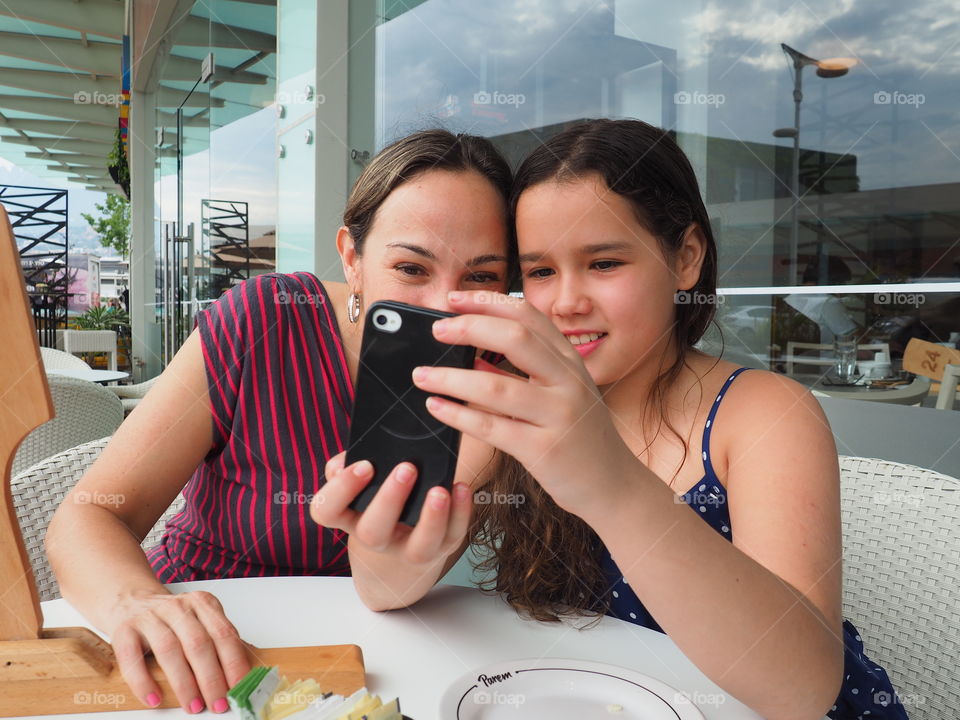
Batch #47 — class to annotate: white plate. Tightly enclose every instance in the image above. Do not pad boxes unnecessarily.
[440,658,707,719]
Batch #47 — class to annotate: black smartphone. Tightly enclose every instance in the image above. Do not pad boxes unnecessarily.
[345,300,475,526]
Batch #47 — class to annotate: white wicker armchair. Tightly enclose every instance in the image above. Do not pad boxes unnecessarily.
[109,375,159,415]
[12,437,186,602]
[11,374,124,476]
[839,455,960,719]
[39,346,91,371]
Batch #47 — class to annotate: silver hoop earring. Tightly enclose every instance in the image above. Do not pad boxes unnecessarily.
[347,292,362,324]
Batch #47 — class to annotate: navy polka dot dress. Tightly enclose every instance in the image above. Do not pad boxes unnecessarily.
[599,368,909,720]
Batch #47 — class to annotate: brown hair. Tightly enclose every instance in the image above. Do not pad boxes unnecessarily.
[471,119,720,622]
[343,129,514,259]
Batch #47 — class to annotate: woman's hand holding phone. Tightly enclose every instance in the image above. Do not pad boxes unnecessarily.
[310,451,474,567]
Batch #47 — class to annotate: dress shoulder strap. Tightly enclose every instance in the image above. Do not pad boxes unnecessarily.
[701,367,752,481]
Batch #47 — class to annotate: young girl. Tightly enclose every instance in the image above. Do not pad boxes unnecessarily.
[47,129,514,714]
[315,120,906,720]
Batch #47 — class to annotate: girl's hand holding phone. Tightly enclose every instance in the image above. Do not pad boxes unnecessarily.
[412,290,637,520]
[310,451,474,566]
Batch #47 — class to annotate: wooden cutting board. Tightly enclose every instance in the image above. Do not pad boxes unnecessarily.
[0,628,365,715]
[0,208,366,716]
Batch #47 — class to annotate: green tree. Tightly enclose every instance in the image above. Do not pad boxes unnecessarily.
[81,193,130,258]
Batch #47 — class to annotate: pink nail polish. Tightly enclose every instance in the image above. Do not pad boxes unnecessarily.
[189,697,204,713]
[213,697,229,713]
[146,692,161,708]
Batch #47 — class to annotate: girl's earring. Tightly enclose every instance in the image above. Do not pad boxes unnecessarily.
[347,291,362,324]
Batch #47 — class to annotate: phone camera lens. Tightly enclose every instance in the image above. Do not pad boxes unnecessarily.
[375,313,387,326]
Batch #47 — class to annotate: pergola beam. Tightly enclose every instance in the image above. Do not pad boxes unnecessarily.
[3,136,113,153]
[0,118,114,143]
[0,94,115,123]
[0,31,121,76]
[25,151,111,165]
[52,166,112,179]
[163,54,269,85]
[0,68,221,108]
[0,32,267,85]
[0,0,122,39]
[176,14,276,53]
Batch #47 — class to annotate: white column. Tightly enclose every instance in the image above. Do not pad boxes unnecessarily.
[129,88,161,379]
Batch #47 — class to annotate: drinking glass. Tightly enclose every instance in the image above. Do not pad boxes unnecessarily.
[833,336,857,382]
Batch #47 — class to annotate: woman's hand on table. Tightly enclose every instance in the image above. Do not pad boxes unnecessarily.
[310,452,473,567]
[108,589,251,713]
[412,290,636,521]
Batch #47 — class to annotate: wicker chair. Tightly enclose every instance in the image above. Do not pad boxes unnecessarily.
[12,437,186,602]
[839,455,960,719]
[39,346,91,371]
[109,375,159,415]
[11,374,124,477]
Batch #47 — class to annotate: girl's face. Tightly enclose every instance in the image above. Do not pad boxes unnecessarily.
[339,169,510,317]
[515,173,705,388]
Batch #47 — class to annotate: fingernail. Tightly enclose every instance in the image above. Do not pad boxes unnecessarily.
[412,366,428,382]
[454,483,471,501]
[146,692,161,708]
[395,464,415,484]
[352,460,373,477]
[189,698,204,713]
[429,489,449,509]
[448,291,464,301]
[433,318,450,333]
[213,697,229,713]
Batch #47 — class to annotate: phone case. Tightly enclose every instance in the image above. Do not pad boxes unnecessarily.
[345,300,475,526]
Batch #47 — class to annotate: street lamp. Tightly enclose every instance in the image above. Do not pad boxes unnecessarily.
[773,43,857,284]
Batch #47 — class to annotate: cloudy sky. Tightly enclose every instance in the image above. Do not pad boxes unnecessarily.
[377,0,960,191]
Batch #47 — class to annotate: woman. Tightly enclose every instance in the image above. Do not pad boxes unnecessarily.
[46,129,513,714]
[315,120,906,720]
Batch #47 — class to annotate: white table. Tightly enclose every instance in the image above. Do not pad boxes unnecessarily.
[34,576,764,720]
[46,369,130,385]
[793,373,931,405]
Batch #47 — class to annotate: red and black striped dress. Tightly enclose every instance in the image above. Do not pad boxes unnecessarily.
[146,272,354,582]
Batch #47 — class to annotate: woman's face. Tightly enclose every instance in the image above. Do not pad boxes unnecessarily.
[515,173,704,388]
[340,169,510,317]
